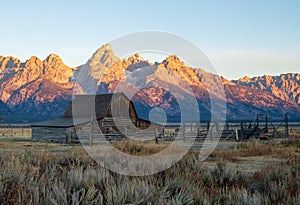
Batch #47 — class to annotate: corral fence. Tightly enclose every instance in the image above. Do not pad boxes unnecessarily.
[78,118,300,145]
[0,124,32,137]
[74,121,239,145]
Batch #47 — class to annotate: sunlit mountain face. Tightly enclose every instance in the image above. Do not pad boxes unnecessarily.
[0,54,75,122]
[0,44,300,123]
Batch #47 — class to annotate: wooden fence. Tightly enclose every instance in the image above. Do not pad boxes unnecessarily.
[69,122,239,145]
[0,125,31,137]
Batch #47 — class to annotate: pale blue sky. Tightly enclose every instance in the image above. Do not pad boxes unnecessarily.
[0,0,299,79]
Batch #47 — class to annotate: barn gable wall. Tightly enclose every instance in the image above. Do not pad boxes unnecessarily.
[106,94,137,119]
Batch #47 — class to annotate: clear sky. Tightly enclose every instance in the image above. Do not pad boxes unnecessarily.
[0,0,299,79]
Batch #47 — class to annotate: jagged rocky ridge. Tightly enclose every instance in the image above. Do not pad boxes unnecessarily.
[0,55,74,122]
[0,44,300,122]
[234,74,300,105]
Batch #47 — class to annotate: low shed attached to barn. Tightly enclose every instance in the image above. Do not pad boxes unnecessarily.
[31,117,88,143]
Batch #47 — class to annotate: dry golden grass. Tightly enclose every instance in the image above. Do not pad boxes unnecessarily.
[0,136,299,204]
[112,138,167,156]
[209,139,299,161]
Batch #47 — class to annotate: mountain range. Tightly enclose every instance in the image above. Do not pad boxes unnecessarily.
[0,44,299,123]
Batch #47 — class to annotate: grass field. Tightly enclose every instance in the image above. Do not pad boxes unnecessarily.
[0,136,299,204]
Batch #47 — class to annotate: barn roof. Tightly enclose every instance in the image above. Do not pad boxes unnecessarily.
[63,93,125,119]
[31,93,151,128]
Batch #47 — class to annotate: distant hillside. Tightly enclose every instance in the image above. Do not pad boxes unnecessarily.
[0,100,11,119]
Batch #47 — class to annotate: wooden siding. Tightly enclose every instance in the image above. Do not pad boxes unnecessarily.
[136,118,151,128]
[32,127,69,143]
[106,94,137,119]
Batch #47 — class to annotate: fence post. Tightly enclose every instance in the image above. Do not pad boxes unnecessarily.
[210,124,213,140]
[67,128,71,143]
[183,123,186,142]
[285,113,289,138]
[215,119,219,132]
[235,129,239,141]
[90,119,93,146]
[155,128,159,143]
[207,120,210,131]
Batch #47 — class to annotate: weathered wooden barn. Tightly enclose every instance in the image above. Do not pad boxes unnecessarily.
[31,93,155,143]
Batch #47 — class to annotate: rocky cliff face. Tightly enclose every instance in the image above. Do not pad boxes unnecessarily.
[234,74,300,105]
[0,54,74,122]
[1,44,300,122]
[0,56,22,72]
